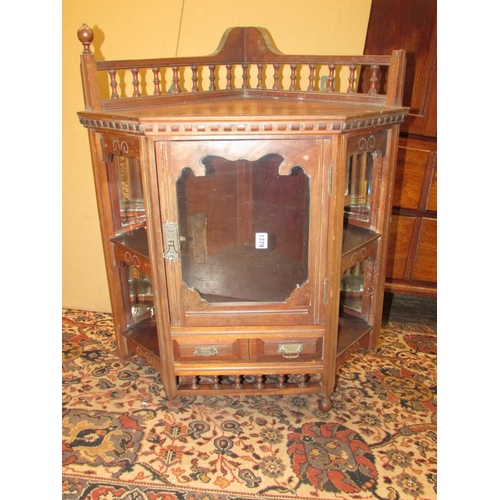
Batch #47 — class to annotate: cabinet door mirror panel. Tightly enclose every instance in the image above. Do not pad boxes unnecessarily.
[176,153,310,303]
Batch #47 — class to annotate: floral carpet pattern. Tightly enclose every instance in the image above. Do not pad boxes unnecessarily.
[62,309,437,500]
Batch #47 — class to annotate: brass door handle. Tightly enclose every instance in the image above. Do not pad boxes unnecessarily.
[163,222,180,260]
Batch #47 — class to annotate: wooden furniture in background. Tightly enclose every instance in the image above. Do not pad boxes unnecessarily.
[363,0,437,296]
[77,24,407,411]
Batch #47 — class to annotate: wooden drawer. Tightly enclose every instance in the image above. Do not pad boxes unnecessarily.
[173,337,249,362]
[249,337,323,361]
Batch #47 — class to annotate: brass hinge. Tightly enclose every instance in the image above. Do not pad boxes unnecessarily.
[323,278,329,304]
[328,165,333,196]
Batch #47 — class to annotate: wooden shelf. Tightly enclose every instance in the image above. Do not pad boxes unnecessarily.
[110,227,151,277]
[341,224,380,272]
[176,381,322,396]
[123,319,161,371]
[342,224,379,255]
[336,312,372,368]
[182,245,307,303]
[110,227,149,256]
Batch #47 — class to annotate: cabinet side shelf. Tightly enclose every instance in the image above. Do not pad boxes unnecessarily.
[336,313,372,367]
[111,227,151,277]
[110,227,149,256]
[123,319,161,371]
[342,225,380,256]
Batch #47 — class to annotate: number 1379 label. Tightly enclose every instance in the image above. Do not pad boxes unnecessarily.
[255,233,268,249]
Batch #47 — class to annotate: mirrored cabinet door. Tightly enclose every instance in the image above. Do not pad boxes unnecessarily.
[158,138,330,327]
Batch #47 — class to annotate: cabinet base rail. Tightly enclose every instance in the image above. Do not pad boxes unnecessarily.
[174,374,332,412]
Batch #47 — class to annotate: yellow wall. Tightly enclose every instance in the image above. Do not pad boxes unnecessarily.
[62,0,372,312]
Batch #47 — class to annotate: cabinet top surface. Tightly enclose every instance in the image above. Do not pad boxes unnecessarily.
[80,97,405,121]
[78,97,407,135]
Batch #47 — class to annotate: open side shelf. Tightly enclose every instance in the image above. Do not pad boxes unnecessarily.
[110,227,151,277]
[111,227,149,254]
[342,225,380,255]
[336,312,372,368]
[122,319,161,372]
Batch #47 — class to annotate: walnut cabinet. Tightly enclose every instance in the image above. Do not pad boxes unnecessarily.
[77,25,407,411]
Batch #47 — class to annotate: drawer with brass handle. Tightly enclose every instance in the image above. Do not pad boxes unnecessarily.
[172,337,249,362]
[250,337,323,361]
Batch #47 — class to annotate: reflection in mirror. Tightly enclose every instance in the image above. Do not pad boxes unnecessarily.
[126,265,154,322]
[176,154,310,303]
[117,156,146,227]
[344,151,373,221]
[340,261,364,313]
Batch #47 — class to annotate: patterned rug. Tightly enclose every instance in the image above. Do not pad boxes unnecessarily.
[62,309,437,500]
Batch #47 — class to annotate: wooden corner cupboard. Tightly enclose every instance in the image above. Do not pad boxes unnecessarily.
[76,24,407,412]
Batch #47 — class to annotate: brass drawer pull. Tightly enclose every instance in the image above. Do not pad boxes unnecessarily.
[278,343,303,359]
[193,346,219,356]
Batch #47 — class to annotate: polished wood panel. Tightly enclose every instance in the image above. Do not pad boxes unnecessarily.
[363,0,436,137]
[386,215,415,280]
[393,147,429,210]
[412,218,437,283]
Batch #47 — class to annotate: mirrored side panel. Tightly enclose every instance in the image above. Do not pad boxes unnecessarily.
[116,156,146,228]
[340,261,365,314]
[121,264,154,326]
[343,131,388,225]
[344,151,373,222]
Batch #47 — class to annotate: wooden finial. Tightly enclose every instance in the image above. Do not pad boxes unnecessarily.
[77,24,94,55]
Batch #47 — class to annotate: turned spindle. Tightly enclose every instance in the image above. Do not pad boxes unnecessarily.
[368,64,380,95]
[297,374,308,388]
[307,64,316,92]
[189,376,199,390]
[289,64,297,91]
